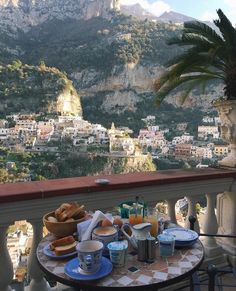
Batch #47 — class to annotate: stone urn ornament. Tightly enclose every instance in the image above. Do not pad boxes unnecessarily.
[214,100,236,167]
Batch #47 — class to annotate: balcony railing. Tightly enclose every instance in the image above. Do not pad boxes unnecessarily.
[0,168,236,291]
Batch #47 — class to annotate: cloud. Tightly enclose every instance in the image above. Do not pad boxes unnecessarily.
[120,0,171,17]
[200,2,236,25]
[200,11,218,22]
[220,0,236,24]
[224,0,236,9]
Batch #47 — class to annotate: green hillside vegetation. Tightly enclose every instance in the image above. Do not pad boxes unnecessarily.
[20,15,182,75]
[0,148,156,183]
[82,93,205,137]
[0,61,78,115]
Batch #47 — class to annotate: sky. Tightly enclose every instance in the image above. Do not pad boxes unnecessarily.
[120,0,236,24]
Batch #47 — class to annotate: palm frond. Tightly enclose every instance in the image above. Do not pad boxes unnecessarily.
[167,34,212,46]
[154,9,235,103]
[183,21,224,45]
[155,74,219,105]
[215,9,236,48]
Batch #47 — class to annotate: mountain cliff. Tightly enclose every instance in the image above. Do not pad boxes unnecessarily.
[121,3,158,21]
[157,11,195,23]
[0,61,82,116]
[0,0,121,32]
[0,1,221,119]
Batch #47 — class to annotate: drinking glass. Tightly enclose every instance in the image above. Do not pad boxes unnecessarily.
[129,204,143,225]
[144,207,159,237]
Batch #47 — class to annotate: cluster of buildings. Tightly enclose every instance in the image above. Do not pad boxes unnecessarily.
[137,115,228,164]
[0,114,110,152]
[0,113,229,167]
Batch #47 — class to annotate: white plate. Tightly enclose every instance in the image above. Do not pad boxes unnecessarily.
[163,228,198,242]
[95,179,110,185]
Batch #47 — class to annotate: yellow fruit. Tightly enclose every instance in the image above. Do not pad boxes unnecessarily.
[113,217,123,228]
[101,218,113,227]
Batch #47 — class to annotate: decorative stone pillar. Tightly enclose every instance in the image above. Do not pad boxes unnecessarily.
[185,197,200,233]
[214,100,236,168]
[217,191,236,266]
[201,193,226,267]
[166,198,177,225]
[0,224,14,291]
[27,219,50,291]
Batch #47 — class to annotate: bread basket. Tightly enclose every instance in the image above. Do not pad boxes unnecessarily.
[43,211,86,238]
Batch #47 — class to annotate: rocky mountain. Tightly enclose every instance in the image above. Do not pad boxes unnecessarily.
[0,61,82,116]
[157,11,217,31]
[121,3,158,21]
[0,0,221,120]
[0,0,120,32]
[157,11,195,23]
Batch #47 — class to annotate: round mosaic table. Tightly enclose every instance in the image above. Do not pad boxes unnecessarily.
[37,234,204,291]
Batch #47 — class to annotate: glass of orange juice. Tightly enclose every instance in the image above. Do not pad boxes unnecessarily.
[144,208,158,237]
[129,204,143,225]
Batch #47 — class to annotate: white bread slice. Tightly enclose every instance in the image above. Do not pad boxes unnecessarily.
[54,241,77,256]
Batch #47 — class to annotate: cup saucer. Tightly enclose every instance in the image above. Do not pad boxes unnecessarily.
[64,256,113,281]
[78,266,100,275]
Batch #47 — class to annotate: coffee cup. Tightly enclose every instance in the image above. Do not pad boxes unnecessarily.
[107,240,128,267]
[92,226,118,248]
[76,240,103,274]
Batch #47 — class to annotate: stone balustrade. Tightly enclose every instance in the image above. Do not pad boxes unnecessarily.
[0,168,236,290]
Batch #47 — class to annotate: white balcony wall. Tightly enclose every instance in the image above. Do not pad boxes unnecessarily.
[0,169,235,290]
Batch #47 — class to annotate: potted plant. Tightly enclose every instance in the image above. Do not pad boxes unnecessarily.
[154,9,236,167]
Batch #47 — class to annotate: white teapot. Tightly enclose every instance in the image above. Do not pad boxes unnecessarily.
[121,222,152,249]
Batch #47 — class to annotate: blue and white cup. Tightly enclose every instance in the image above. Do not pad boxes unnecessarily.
[76,240,104,274]
[158,234,175,257]
[107,240,128,267]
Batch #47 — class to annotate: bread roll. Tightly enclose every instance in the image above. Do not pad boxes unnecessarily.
[47,216,58,223]
[50,235,75,250]
[54,241,77,256]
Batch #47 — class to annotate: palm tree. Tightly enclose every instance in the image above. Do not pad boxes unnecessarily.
[154,9,236,105]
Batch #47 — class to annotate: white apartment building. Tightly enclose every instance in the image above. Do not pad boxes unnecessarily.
[6,114,19,121]
[0,128,10,140]
[202,116,215,123]
[191,146,213,159]
[147,125,160,132]
[110,137,135,155]
[141,115,156,125]
[202,116,221,125]
[58,115,82,123]
[172,133,194,145]
[92,124,108,139]
[62,127,78,139]
[161,146,169,155]
[176,123,188,131]
[16,119,37,130]
[73,119,93,135]
[198,126,219,139]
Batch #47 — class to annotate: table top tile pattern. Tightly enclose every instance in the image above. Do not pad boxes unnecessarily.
[37,234,204,289]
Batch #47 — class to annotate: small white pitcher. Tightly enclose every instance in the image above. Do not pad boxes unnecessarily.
[121,222,152,249]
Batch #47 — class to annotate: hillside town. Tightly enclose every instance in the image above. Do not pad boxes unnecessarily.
[0,112,227,176]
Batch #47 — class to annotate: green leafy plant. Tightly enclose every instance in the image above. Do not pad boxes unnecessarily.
[155,9,236,105]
